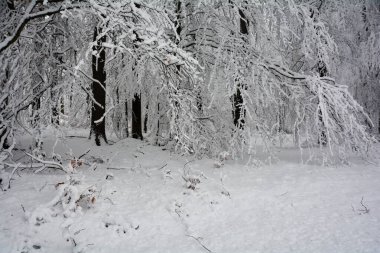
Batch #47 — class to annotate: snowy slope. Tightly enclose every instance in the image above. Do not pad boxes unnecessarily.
[1,132,380,253]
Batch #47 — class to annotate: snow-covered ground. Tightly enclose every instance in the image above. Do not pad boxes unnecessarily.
[1,130,380,253]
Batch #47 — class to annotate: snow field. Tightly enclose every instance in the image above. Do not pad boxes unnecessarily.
[1,134,380,253]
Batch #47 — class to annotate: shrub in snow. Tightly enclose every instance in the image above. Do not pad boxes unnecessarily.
[183,175,201,190]
[70,159,84,169]
[182,164,205,190]
[27,176,97,225]
[214,151,231,168]
[55,177,97,217]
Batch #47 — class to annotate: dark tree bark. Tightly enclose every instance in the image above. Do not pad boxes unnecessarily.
[7,0,15,10]
[2,0,15,147]
[132,93,143,140]
[278,104,286,133]
[31,95,41,127]
[129,3,143,140]
[144,103,148,133]
[51,94,59,125]
[196,89,202,112]
[175,0,182,44]
[232,7,248,129]
[130,58,142,140]
[115,87,120,132]
[60,97,64,115]
[233,88,244,127]
[51,50,60,125]
[317,60,328,146]
[0,128,9,149]
[0,68,10,149]
[238,8,249,35]
[90,26,107,146]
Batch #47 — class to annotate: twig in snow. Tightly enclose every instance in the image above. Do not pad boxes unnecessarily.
[358,197,370,214]
[186,235,213,253]
[7,163,21,189]
[21,204,25,213]
[104,197,115,205]
[158,163,168,170]
[74,228,85,235]
[78,149,91,159]
[39,181,48,192]
[183,160,195,169]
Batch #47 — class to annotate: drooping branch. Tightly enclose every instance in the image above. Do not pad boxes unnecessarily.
[0,1,87,54]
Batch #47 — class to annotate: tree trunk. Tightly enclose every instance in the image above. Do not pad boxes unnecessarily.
[0,68,10,149]
[51,41,64,125]
[50,29,60,125]
[144,103,148,133]
[130,3,143,140]
[51,90,59,125]
[317,60,328,146]
[115,87,120,132]
[132,93,143,140]
[233,88,245,127]
[233,7,248,129]
[125,100,129,137]
[90,26,107,146]
[156,102,160,145]
[278,104,285,132]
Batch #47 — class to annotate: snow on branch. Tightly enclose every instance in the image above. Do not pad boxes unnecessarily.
[0,1,87,54]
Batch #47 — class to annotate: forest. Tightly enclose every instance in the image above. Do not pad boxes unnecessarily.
[0,0,380,252]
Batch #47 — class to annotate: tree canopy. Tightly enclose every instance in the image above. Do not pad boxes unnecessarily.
[1,0,378,162]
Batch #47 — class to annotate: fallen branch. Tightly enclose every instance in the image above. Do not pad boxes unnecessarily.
[107,167,129,170]
[4,162,44,168]
[186,235,212,253]
[24,152,67,173]
[65,135,88,139]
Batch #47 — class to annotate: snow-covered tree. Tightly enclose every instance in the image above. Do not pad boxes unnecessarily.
[0,0,376,162]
